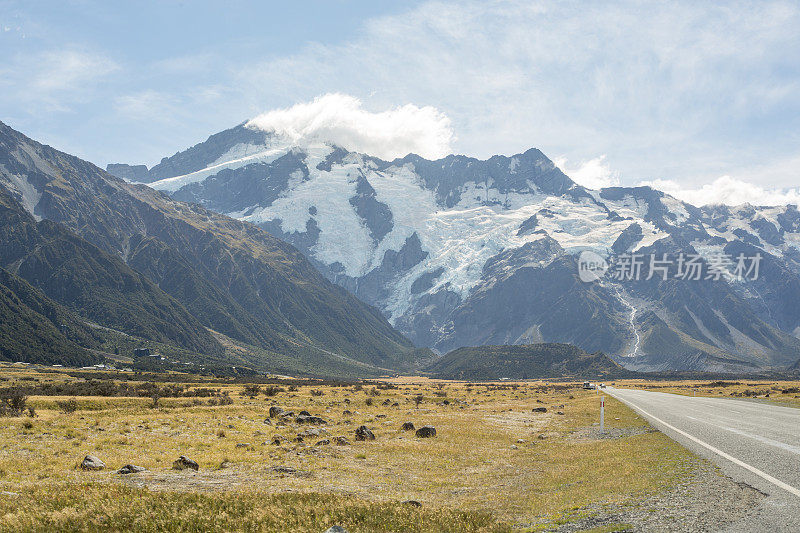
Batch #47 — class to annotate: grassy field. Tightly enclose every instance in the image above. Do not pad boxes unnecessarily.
[615,378,800,408]
[0,367,704,532]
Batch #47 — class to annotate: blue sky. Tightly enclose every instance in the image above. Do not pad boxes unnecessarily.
[2,0,800,205]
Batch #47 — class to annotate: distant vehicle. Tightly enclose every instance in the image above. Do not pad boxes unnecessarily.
[599,383,606,389]
[583,381,594,390]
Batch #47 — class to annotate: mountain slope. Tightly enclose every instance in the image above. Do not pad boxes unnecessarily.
[127,121,800,372]
[426,343,625,380]
[0,268,103,366]
[0,120,423,373]
[0,188,222,355]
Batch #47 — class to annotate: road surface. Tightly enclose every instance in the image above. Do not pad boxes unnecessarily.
[607,387,800,532]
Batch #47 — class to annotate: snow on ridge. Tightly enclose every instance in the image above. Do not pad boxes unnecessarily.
[148,143,290,192]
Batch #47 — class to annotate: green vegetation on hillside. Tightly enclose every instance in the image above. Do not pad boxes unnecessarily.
[426,343,627,380]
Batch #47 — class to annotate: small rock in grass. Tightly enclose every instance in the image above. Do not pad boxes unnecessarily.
[355,425,375,441]
[333,436,351,446]
[235,442,251,448]
[80,455,105,471]
[269,406,284,418]
[415,426,436,438]
[400,422,415,431]
[402,500,422,507]
[117,464,146,475]
[172,456,199,471]
[325,527,348,533]
[532,407,547,413]
[298,410,311,416]
[315,439,330,446]
[296,414,326,424]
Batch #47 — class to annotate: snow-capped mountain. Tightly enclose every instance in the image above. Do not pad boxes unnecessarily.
[108,122,800,372]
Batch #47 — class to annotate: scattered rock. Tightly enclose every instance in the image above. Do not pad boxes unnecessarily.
[269,406,284,418]
[296,414,327,424]
[80,455,105,471]
[510,444,518,450]
[325,527,348,533]
[271,435,286,445]
[117,464,146,475]
[342,410,352,416]
[263,419,272,425]
[172,456,199,471]
[235,442,251,448]
[415,426,437,438]
[298,410,311,416]
[401,422,415,431]
[355,425,375,441]
[315,439,331,446]
[333,436,351,446]
[402,500,422,507]
[532,407,547,413]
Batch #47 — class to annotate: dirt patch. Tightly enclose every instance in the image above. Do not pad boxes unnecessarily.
[569,425,657,441]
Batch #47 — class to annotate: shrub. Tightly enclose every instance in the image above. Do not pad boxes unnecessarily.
[310,389,324,397]
[242,384,261,397]
[56,398,78,414]
[413,394,424,408]
[0,388,28,416]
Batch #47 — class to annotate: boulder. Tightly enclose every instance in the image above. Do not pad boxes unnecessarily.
[80,455,105,471]
[298,410,311,416]
[355,425,375,441]
[172,456,199,471]
[400,422,415,431]
[415,426,436,438]
[296,414,326,425]
[532,407,547,413]
[269,406,284,418]
[117,464,146,475]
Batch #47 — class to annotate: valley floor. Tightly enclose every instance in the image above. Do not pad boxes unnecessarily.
[0,367,781,532]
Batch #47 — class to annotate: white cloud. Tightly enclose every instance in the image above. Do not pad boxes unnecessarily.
[246,93,454,160]
[640,176,800,207]
[32,49,118,93]
[554,155,620,189]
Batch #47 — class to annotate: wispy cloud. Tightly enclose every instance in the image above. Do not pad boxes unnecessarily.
[236,0,800,188]
[639,177,800,207]
[554,155,620,189]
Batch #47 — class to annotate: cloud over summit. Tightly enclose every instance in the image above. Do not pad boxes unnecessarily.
[246,94,454,160]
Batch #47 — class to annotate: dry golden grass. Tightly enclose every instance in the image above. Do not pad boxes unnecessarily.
[0,368,699,531]
[615,378,800,407]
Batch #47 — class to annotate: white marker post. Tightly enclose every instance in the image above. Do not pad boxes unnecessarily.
[600,395,605,433]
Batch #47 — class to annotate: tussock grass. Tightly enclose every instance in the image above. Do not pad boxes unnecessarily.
[0,485,507,533]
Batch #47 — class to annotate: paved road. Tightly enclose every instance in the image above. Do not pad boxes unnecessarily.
[607,387,800,532]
